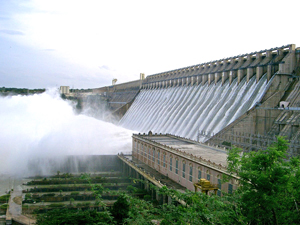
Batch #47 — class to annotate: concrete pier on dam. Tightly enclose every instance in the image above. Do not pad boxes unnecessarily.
[142,44,296,89]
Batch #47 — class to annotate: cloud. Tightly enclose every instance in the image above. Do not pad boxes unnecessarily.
[43,49,56,51]
[0,29,24,35]
[0,0,299,89]
[98,65,110,70]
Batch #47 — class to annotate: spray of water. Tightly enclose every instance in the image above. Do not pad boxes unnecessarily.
[0,88,133,177]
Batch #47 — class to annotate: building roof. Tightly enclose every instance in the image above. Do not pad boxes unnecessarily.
[137,133,228,166]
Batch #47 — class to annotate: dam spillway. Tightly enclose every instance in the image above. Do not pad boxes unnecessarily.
[119,74,269,141]
[118,44,298,142]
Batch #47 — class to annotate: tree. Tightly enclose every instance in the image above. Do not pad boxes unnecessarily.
[157,186,244,225]
[111,193,130,224]
[36,208,114,225]
[69,198,74,206]
[226,136,300,224]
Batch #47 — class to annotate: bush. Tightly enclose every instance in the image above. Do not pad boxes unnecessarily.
[143,195,152,201]
[0,204,8,210]
[43,193,55,197]
[126,185,137,193]
[48,203,65,208]
[25,193,32,200]
[70,191,80,196]
[0,194,10,203]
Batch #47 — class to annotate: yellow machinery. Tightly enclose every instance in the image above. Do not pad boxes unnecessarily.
[194,178,218,195]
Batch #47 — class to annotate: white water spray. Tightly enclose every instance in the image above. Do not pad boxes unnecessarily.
[0,89,133,177]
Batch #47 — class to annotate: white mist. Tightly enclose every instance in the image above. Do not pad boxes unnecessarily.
[0,89,133,177]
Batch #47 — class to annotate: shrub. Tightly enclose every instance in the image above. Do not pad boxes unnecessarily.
[43,193,55,197]
[0,204,8,210]
[49,203,65,208]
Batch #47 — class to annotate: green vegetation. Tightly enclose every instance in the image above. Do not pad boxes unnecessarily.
[48,203,65,208]
[0,204,8,210]
[0,87,45,96]
[36,208,114,225]
[69,88,93,93]
[34,137,300,224]
[0,194,10,203]
[225,136,300,224]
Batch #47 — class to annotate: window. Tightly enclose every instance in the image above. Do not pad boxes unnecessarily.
[207,174,210,181]
[153,149,155,162]
[170,158,172,171]
[189,165,193,182]
[182,163,186,178]
[141,144,143,157]
[198,170,201,180]
[175,159,178,174]
[218,179,222,196]
[163,154,166,167]
[228,184,233,194]
[148,149,150,160]
[157,151,160,165]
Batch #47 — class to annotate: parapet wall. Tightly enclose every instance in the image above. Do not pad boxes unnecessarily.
[93,79,142,94]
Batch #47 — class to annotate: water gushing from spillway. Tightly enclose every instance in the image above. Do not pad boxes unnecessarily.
[0,89,133,177]
[119,75,268,141]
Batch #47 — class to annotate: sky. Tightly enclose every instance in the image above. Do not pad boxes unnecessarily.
[0,0,299,89]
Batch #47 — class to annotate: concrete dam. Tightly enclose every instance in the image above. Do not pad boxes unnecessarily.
[81,44,300,153]
[118,44,299,144]
[120,74,268,141]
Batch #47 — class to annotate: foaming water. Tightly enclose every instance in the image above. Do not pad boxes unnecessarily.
[120,75,269,141]
[0,89,133,177]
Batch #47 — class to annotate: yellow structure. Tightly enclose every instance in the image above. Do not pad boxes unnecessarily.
[194,178,218,195]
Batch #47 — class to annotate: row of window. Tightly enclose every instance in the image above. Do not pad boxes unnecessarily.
[135,144,210,183]
[134,141,233,194]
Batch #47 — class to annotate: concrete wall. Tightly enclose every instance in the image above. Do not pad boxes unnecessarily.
[91,80,141,115]
[93,79,141,94]
[27,155,122,175]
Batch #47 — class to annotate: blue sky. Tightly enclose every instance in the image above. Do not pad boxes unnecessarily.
[0,0,299,89]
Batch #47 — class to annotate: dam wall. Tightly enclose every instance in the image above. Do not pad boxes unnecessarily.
[27,155,122,175]
[92,79,142,116]
[202,49,300,154]
[119,44,299,148]
[120,74,269,141]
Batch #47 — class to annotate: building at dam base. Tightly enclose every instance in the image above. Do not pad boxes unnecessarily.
[125,132,239,195]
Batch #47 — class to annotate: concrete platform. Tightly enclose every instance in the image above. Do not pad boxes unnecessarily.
[144,135,228,165]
